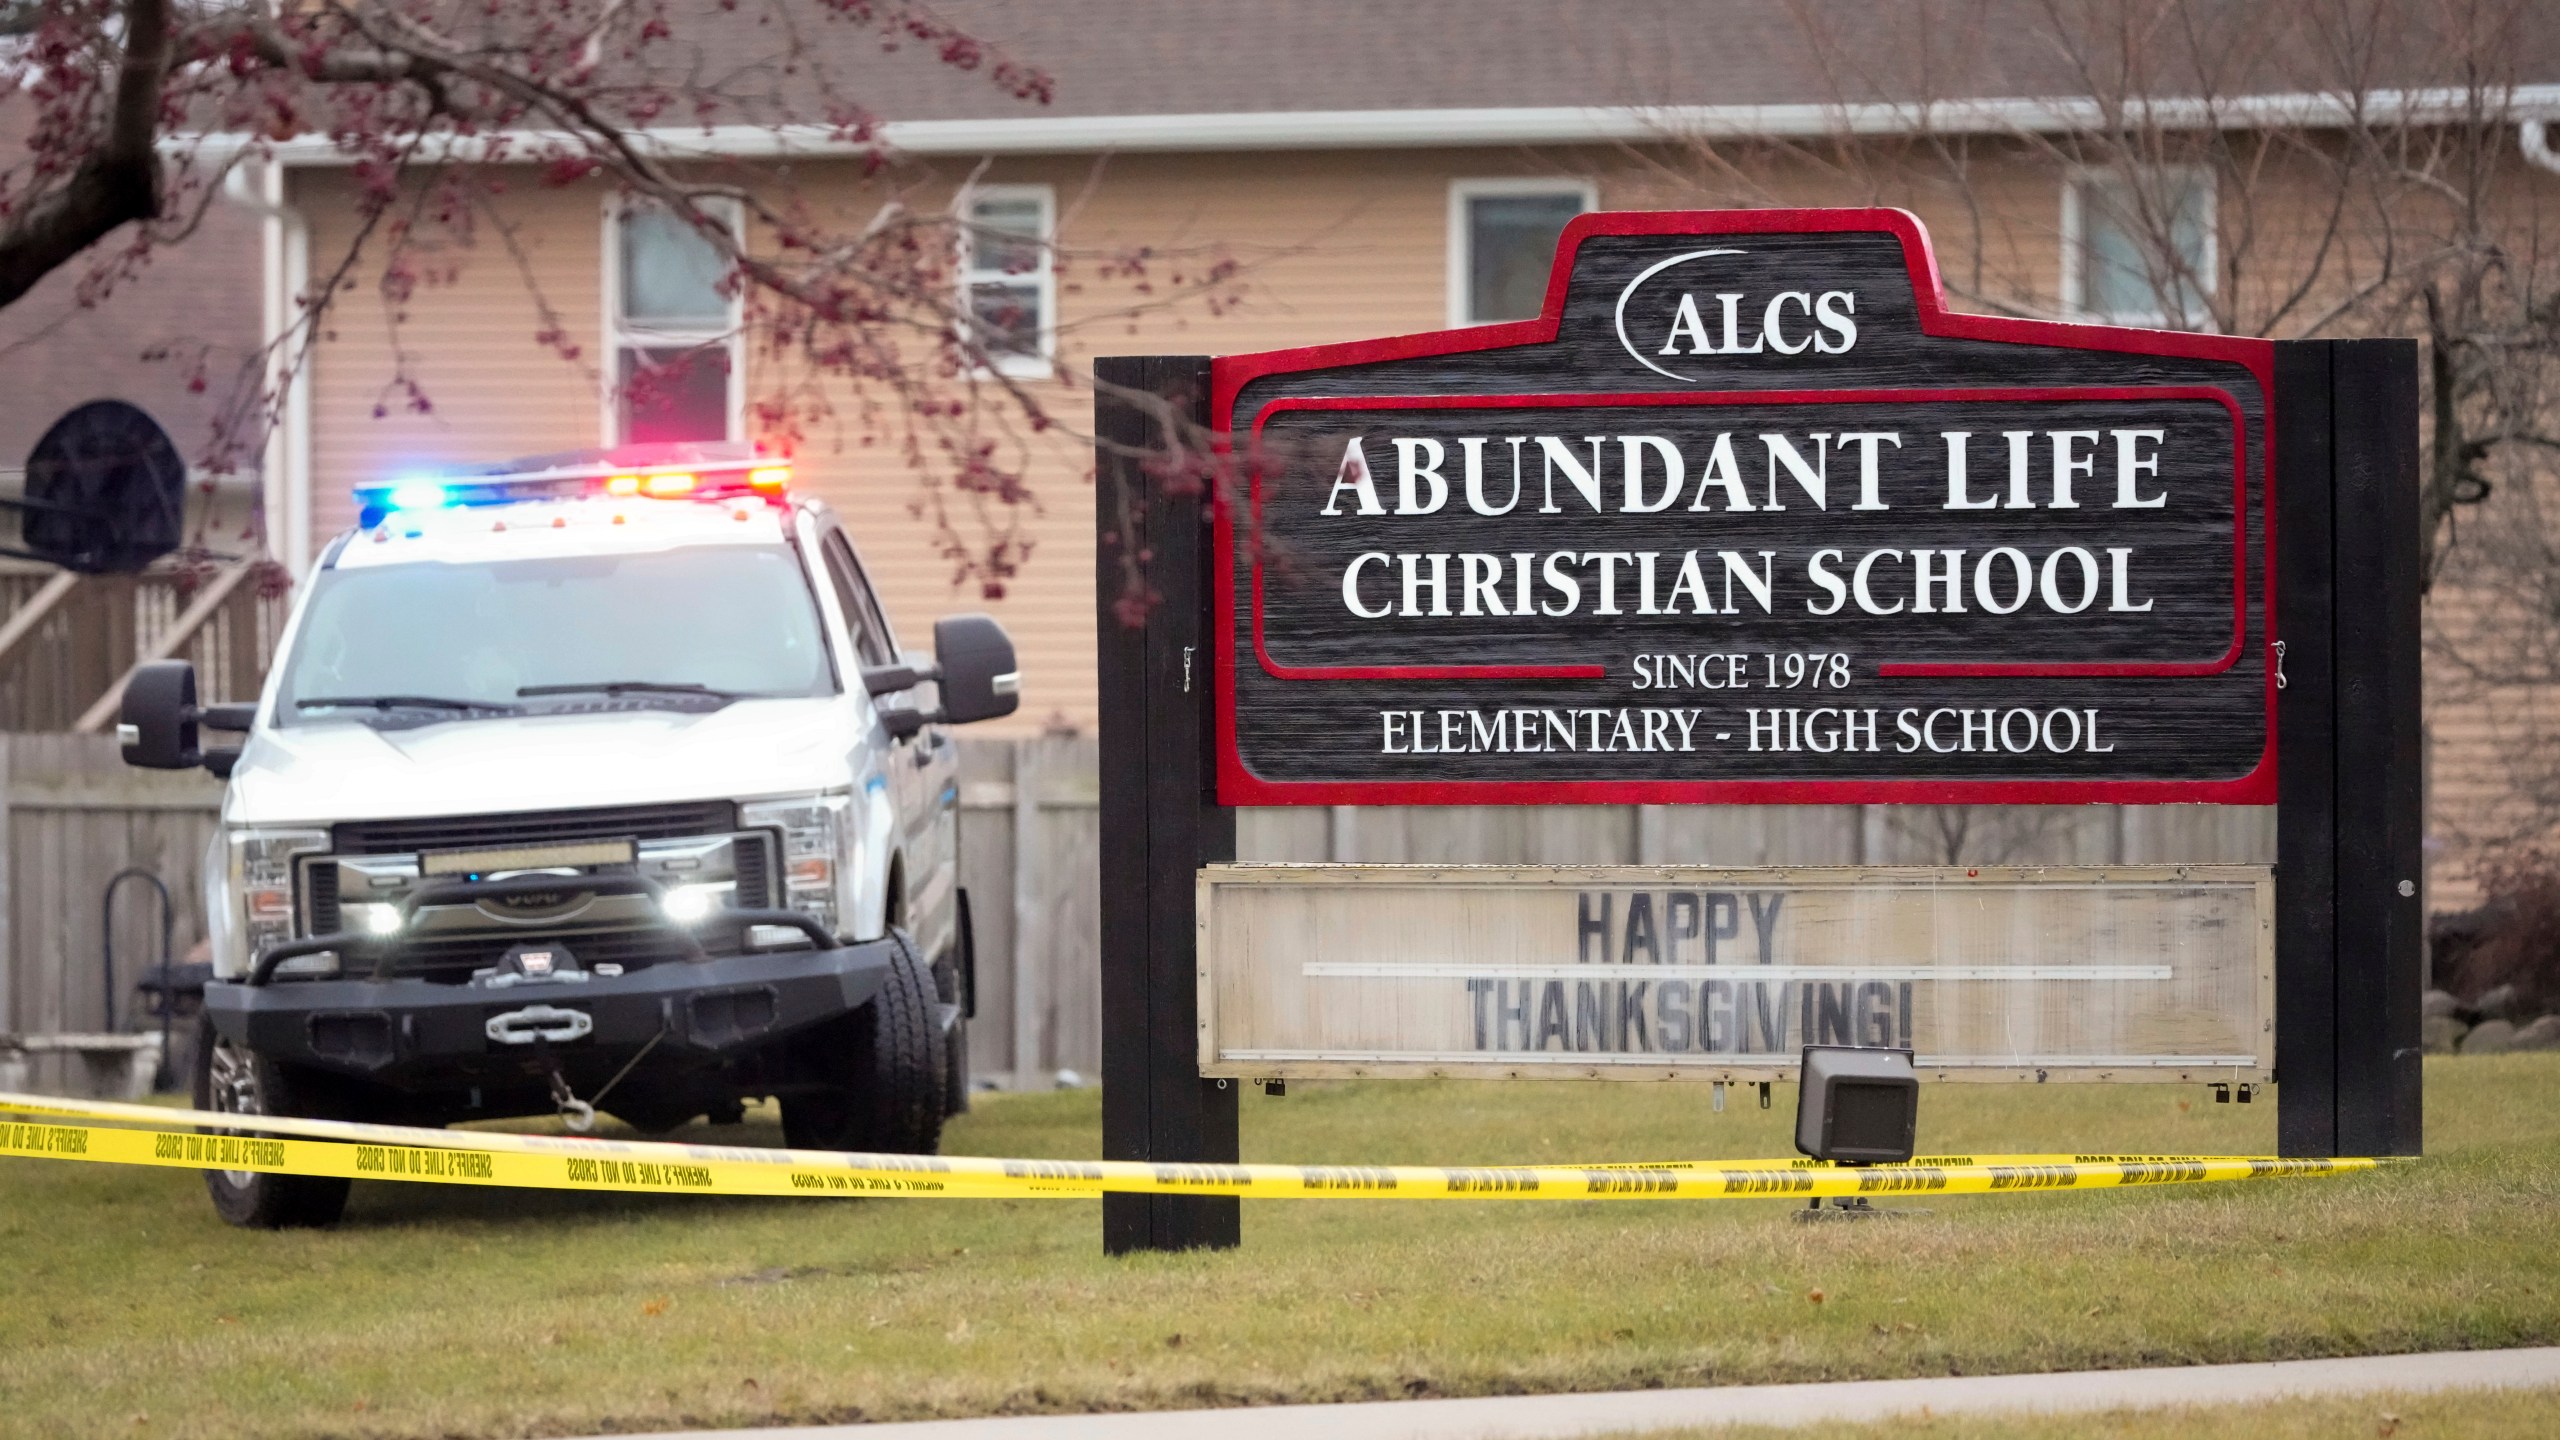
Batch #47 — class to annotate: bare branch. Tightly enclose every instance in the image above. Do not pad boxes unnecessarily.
[0,0,172,306]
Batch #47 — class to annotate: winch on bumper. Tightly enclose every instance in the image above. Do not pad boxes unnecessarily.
[200,872,898,1091]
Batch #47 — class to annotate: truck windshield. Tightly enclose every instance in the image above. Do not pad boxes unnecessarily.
[275,544,836,723]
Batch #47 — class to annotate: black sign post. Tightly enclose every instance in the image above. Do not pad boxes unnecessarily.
[1094,210,2420,1256]
[1096,354,1241,1255]
[2272,339,2424,1160]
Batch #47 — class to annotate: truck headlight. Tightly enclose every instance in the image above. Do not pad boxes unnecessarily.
[227,827,330,971]
[346,902,405,936]
[742,793,850,941]
[660,883,725,925]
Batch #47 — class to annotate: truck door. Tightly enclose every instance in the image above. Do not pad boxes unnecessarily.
[819,531,955,956]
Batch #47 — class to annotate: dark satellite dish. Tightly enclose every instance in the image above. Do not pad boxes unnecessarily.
[11,400,186,573]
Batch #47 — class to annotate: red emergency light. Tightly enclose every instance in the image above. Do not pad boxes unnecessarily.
[357,442,792,526]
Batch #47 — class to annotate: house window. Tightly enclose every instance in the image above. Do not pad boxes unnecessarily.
[2065,168,2215,327]
[609,201,741,444]
[1451,181,1594,326]
[959,186,1054,377]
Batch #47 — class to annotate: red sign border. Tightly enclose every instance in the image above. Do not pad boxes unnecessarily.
[1207,207,2278,808]
[1247,387,2250,681]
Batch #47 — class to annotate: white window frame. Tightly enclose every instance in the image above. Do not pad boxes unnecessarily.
[957,183,1057,380]
[2059,165,2218,328]
[1448,178,1598,328]
[600,195,746,444]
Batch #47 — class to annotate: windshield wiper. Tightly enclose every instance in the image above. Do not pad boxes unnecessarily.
[296,694,519,714]
[516,680,754,701]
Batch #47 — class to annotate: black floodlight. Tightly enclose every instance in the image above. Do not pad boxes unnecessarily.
[1795,1045,1919,1165]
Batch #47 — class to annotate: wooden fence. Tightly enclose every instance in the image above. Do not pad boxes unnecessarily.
[0,733,225,1093]
[0,731,2275,1095]
[0,561,283,732]
[956,735,1104,1088]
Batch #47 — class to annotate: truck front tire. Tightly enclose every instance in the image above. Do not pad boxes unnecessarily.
[780,932,946,1154]
[193,1015,356,1229]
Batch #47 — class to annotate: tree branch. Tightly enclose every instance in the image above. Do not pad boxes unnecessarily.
[0,0,173,307]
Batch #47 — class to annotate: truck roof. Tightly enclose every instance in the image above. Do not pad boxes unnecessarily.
[332,494,795,570]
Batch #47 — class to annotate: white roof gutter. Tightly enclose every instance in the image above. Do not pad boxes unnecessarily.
[178,84,2560,166]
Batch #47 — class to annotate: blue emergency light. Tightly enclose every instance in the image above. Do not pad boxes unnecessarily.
[384,480,452,511]
[353,444,790,528]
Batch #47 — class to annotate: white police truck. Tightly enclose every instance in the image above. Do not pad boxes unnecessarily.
[118,443,1016,1227]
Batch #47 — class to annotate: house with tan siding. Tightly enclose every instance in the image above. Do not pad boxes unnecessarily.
[0,150,272,734]
[214,0,2560,904]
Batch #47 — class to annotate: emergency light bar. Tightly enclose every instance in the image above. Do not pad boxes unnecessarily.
[354,443,790,527]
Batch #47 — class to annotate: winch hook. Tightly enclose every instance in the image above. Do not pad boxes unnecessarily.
[532,1034,597,1132]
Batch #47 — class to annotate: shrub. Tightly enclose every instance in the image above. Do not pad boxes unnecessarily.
[2448,849,2560,1013]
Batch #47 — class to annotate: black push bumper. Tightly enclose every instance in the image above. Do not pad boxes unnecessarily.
[201,939,898,1090]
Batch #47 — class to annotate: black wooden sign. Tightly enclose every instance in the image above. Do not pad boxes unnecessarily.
[1212,209,2275,805]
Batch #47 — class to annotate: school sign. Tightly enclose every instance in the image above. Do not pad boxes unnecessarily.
[1097,208,2421,1255]
[1213,209,2272,804]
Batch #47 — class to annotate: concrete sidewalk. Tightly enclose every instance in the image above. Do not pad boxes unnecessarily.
[636,1346,2560,1439]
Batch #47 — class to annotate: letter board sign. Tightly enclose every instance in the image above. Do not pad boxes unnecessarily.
[1211,209,2275,805]
[1196,864,2274,1083]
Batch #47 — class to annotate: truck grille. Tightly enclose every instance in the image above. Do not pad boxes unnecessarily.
[358,924,751,985]
[307,836,773,936]
[331,801,739,855]
[303,802,781,979]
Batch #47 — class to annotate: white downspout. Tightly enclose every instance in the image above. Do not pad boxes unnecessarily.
[2525,119,2560,177]
[220,159,313,578]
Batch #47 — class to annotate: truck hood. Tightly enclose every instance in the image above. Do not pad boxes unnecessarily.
[223,697,865,827]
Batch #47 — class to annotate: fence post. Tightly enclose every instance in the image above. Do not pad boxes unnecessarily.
[1327,805,1356,862]
[1635,805,1667,864]
[0,734,12,1035]
[1011,736,1042,1087]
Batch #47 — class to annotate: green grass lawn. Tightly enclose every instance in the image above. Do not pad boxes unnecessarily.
[3,1056,2557,1439]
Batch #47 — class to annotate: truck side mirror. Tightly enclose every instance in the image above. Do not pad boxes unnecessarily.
[932,614,1020,726]
[116,661,252,772]
[119,660,200,769]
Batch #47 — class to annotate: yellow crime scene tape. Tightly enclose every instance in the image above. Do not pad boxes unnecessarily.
[0,1091,2386,1203]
